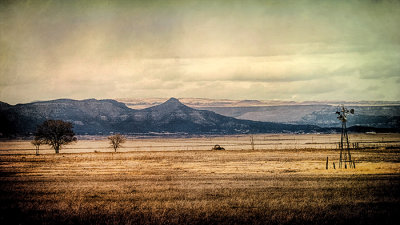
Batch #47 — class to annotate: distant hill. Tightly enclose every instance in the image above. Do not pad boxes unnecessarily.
[0,98,323,136]
[114,98,320,134]
[0,99,134,135]
[116,98,400,129]
[201,105,400,128]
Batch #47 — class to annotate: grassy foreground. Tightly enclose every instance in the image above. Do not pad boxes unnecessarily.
[1,147,399,225]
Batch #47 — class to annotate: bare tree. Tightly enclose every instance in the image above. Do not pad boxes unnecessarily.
[35,120,77,154]
[31,138,44,155]
[108,134,126,152]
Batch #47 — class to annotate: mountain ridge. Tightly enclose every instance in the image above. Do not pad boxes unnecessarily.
[115,98,400,128]
[0,98,326,136]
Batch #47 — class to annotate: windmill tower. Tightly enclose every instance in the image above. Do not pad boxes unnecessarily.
[336,105,355,168]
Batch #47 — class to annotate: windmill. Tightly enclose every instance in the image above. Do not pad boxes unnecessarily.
[336,105,355,168]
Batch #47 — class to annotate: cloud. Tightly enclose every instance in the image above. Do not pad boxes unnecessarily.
[0,0,400,104]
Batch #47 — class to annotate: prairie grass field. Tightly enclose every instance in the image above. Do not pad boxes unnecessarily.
[1,133,400,225]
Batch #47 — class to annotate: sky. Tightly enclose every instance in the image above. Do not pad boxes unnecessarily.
[1,0,400,104]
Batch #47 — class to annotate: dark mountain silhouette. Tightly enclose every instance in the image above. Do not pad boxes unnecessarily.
[0,99,133,135]
[112,98,321,134]
[0,97,329,136]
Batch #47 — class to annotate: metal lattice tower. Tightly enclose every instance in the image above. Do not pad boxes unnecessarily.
[336,105,355,169]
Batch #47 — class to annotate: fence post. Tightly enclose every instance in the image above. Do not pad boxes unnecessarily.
[326,157,328,170]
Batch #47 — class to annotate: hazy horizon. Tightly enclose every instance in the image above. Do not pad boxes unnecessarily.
[1,0,400,105]
[2,96,400,107]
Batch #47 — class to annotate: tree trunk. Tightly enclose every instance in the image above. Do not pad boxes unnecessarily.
[55,147,59,154]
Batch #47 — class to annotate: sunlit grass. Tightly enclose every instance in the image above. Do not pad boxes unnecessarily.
[0,134,399,224]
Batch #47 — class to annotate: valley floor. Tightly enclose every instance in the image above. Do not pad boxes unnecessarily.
[0,135,400,224]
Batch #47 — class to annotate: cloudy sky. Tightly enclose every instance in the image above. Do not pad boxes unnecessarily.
[1,0,399,104]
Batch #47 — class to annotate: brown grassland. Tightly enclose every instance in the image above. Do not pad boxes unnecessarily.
[1,134,400,225]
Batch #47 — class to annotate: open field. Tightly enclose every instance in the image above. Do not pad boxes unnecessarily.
[1,134,400,224]
[1,133,400,154]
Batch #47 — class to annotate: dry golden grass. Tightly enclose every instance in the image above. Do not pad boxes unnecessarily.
[2,133,399,154]
[0,134,400,225]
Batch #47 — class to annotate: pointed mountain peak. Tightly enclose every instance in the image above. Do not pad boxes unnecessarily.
[146,97,189,112]
[160,97,188,109]
[158,97,187,108]
[164,97,182,105]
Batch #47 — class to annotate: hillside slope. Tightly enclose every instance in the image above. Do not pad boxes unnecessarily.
[0,98,321,136]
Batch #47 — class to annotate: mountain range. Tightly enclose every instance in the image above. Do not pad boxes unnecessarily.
[0,98,325,137]
[118,98,400,129]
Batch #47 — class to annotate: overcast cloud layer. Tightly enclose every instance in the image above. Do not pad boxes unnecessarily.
[1,0,399,104]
